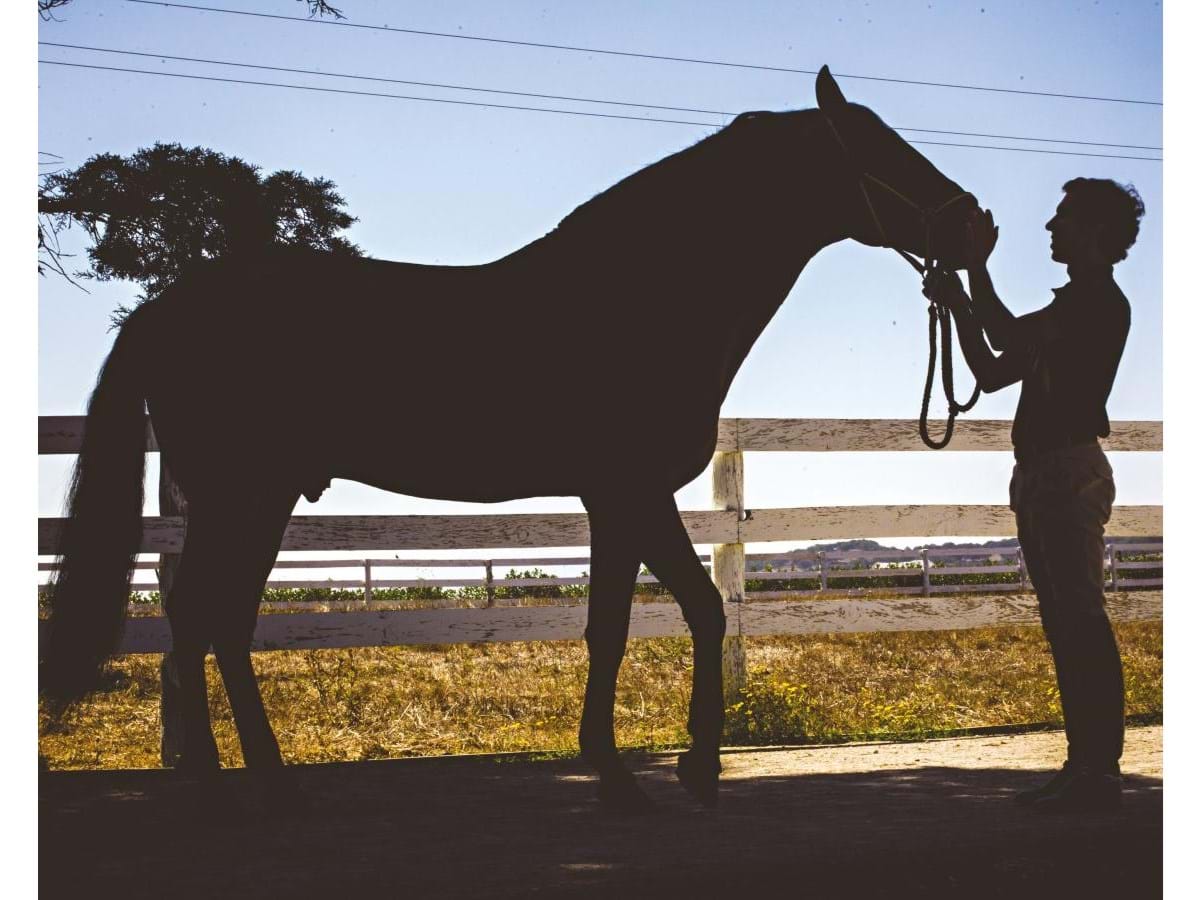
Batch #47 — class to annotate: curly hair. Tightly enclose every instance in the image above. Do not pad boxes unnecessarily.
[1062,177,1146,264]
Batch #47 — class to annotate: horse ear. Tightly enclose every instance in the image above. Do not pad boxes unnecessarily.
[816,65,848,112]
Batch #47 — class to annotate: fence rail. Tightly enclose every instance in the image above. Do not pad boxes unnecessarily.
[37,543,1164,599]
[38,416,1162,658]
[36,416,1165,455]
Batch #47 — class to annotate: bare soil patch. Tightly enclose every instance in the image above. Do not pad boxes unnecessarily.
[40,726,1161,899]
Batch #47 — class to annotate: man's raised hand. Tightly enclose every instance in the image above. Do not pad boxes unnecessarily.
[965,208,998,267]
[922,268,970,314]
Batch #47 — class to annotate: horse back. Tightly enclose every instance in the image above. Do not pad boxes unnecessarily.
[136,245,726,501]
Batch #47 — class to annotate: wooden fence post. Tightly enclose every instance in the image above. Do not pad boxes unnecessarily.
[921,548,931,597]
[712,449,746,705]
[817,550,827,593]
[1108,544,1119,592]
[1017,547,1028,592]
[363,560,373,608]
[156,457,187,768]
[485,560,495,608]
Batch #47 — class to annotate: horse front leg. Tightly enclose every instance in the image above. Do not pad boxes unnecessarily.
[638,493,726,807]
[580,497,655,814]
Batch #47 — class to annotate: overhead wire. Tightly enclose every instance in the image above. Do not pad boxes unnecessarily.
[123,0,1164,107]
[38,61,718,128]
[37,59,1164,162]
[38,42,1163,152]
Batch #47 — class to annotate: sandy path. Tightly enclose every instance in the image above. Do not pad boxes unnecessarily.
[40,726,1162,899]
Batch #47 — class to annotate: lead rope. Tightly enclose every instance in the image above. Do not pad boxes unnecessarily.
[861,175,982,448]
[823,114,981,448]
[919,298,981,449]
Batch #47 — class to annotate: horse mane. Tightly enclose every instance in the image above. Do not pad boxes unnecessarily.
[549,108,820,250]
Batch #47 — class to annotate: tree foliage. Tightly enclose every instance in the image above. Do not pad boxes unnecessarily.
[39,143,360,310]
[37,2,355,302]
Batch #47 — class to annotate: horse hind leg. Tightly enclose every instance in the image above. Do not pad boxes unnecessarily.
[166,486,302,807]
[161,511,225,776]
[635,493,725,808]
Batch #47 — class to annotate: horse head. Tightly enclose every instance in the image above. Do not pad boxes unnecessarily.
[815,65,979,272]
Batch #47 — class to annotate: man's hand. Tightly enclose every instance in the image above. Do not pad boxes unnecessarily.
[965,207,998,267]
[922,268,970,314]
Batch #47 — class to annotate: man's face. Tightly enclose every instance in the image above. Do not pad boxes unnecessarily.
[1045,195,1101,265]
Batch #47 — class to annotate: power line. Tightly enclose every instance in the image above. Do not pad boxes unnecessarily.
[38,60,716,128]
[39,42,1163,152]
[897,126,1158,152]
[124,0,1163,108]
[900,139,1159,161]
[38,60,1163,162]
[40,41,728,117]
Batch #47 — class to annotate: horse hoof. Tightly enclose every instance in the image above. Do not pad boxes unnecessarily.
[597,772,657,816]
[676,751,720,808]
[172,754,220,779]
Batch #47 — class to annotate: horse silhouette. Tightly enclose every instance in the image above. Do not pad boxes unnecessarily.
[42,67,978,813]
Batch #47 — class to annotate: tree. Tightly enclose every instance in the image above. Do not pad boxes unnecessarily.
[37,1,352,286]
[39,142,360,318]
[37,0,358,745]
[39,144,361,716]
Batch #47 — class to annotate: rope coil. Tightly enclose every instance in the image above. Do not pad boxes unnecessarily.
[821,112,980,449]
[919,300,980,449]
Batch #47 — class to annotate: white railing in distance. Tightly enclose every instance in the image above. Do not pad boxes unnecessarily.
[37,416,1162,657]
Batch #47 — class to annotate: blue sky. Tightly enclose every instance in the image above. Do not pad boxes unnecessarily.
[35,0,1163,562]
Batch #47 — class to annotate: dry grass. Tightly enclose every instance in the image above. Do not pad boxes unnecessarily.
[38,621,1162,771]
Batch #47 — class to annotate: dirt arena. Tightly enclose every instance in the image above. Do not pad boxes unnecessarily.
[40,726,1162,899]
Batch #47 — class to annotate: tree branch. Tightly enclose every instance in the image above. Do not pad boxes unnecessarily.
[38,0,72,22]
[38,216,89,293]
[301,1,346,18]
[40,1,347,23]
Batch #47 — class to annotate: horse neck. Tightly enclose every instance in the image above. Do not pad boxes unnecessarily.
[677,168,849,353]
[504,115,853,349]
[638,145,857,414]
[670,121,850,320]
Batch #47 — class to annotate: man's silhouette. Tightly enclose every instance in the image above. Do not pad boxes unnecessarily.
[924,178,1145,813]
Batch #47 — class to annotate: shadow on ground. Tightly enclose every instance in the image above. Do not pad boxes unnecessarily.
[41,742,1162,899]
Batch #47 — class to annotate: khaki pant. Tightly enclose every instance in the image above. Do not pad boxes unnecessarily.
[1010,441,1124,769]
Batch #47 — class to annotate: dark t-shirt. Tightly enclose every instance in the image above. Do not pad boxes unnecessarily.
[1010,268,1131,459]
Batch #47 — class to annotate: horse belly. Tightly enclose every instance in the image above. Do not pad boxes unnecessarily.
[332,431,585,503]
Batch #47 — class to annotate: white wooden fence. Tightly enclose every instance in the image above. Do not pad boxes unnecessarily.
[38,416,1163,656]
[37,542,1163,604]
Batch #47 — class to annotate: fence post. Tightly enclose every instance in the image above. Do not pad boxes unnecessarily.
[156,457,187,769]
[363,560,373,608]
[1017,547,1028,592]
[1108,544,1118,592]
[817,550,827,593]
[921,548,931,597]
[712,448,747,706]
[485,560,495,608]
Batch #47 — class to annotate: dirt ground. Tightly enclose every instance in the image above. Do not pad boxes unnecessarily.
[40,726,1162,899]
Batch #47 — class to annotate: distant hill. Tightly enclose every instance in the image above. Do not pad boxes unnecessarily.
[747,535,1161,571]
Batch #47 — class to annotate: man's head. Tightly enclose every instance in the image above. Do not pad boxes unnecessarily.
[1046,178,1145,267]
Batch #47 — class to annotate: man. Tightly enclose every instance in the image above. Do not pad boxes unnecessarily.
[923,178,1145,812]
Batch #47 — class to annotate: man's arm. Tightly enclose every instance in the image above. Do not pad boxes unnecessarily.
[966,262,1018,350]
[961,208,1060,351]
[924,270,1030,393]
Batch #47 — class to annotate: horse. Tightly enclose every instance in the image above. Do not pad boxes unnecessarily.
[42,67,978,813]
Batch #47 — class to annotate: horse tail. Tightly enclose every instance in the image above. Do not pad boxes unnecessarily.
[41,311,151,708]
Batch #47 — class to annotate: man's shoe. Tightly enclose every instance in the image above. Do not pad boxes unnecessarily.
[1014,761,1077,806]
[1030,768,1122,814]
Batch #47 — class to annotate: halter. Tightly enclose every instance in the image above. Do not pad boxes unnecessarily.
[824,115,980,449]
